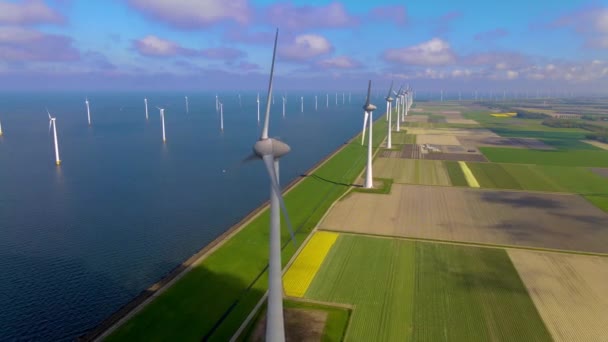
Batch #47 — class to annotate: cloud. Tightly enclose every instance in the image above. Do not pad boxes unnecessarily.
[132,35,194,57]
[0,26,79,61]
[462,51,529,69]
[266,1,358,31]
[200,47,246,60]
[383,38,456,66]
[133,35,246,61]
[506,70,519,79]
[474,28,509,42]
[127,0,250,29]
[317,56,360,69]
[279,34,333,60]
[550,6,608,49]
[369,5,407,26]
[0,0,64,25]
[223,28,274,45]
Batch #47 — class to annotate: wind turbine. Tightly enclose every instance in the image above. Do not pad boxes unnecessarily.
[144,98,149,120]
[300,96,304,113]
[238,93,242,107]
[335,92,338,105]
[85,97,91,126]
[215,94,219,112]
[326,93,329,107]
[282,96,286,118]
[185,96,189,114]
[385,81,394,149]
[394,87,402,132]
[157,107,167,143]
[349,92,351,104]
[0,117,3,136]
[342,92,345,104]
[250,29,296,342]
[47,109,61,165]
[220,102,224,131]
[315,95,318,111]
[257,93,260,124]
[362,81,376,188]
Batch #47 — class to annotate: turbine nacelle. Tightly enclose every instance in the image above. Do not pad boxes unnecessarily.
[364,103,376,112]
[254,138,290,160]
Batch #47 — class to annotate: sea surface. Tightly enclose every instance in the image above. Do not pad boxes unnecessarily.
[0,91,378,341]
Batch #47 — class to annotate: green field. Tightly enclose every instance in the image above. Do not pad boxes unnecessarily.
[305,234,551,341]
[391,131,416,144]
[466,162,608,194]
[480,147,608,167]
[107,118,389,340]
[445,161,469,186]
[374,158,451,186]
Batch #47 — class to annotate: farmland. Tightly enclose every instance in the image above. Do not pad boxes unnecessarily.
[509,250,608,341]
[302,234,551,341]
[320,184,608,253]
[480,147,608,167]
[373,158,451,186]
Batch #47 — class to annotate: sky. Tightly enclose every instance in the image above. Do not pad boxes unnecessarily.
[2,0,608,92]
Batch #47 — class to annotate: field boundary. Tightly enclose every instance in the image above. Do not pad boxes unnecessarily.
[318,229,608,258]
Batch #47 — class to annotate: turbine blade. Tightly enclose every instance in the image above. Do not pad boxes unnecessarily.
[365,80,371,106]
[242,153,258,164]
[48,119,52,134]
[261,29,279,140]
[387,81,394,98]
[262,154,296,247]
[46,108,51,120]
[361,111,369,145]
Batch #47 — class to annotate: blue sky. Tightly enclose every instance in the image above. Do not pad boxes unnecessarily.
[1,0,608,91]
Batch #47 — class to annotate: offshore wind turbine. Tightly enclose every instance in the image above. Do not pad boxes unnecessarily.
[185,96,189,114]
[349,92,351,104]
[238,93,242,107]
[315,95,318,111]
[282,96,286,118]
[85,97,91,126]
[0,117,3,136]
[220,102,224,131]
[386,81,394,149]
[144,98,149,120]
[363,81,376,188]
[326,93,329,107]
[249,29,296,342]
[257,93,260,124]
[157,107,167,143]
[335,92,338,105]
[300,96,304,113]
[47,109,61,165]
[342,92,345,104]
[215,94,219,112]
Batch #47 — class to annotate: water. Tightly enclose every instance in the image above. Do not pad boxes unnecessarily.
[0,91,375,341]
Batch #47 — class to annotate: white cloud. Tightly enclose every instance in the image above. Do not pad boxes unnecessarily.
[383,38,456,66]
[506,70,519,79]
[317,56,359,69]
[0,0,63,25]
[133,35,189,56]
[279,34,333,60]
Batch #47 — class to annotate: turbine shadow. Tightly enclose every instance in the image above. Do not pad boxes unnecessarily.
[303,174,360,187]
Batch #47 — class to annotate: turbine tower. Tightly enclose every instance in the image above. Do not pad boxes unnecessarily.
[363,81,376,188]
[257,93,260,124]
[215,94,219,112]
[144,98,149,120]
[282,96,286,118]
[251,29,296,342]
[385,81,394,149]
[85,97,91,126]
[157,107,167,143]
[47,109,61,165]
[185,96,189,114]
[315,95,318,111]
[300,96,303,113]
[394,87,402,132]
[0,117,3,136]
[326,93,329,107]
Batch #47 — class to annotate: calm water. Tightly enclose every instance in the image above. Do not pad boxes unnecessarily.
[0,91,374,341]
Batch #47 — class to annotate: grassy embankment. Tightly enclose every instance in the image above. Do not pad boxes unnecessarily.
[106,116,389,341]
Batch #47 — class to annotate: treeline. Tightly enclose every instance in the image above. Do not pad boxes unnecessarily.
[542,118,608,142]
[516,110,549,119]
[477,102,549,119]
[582,115,608,121]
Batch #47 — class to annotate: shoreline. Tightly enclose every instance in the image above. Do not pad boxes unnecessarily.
[82,133,361,341]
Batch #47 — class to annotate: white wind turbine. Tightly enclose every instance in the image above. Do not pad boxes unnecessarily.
[85,97,91,126]
[349,92,351,104]
[282,95,286,118]
[215,94,219,112]
[385,82,394,149]
[257,93,260,124]
[220,102,224,131]
[0,117,3,136]
[157,107,167,143]
[300,96,304,113]
[185,96,189,114]
[248,29,296,342]
[315,95,318,111]
[144,98,149,120]
[47,109,61,165]
[394,86,402,132]
[362,81,376,188]
[335,92,338,105]
[326,93,329,107]
[342,92,345,104]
